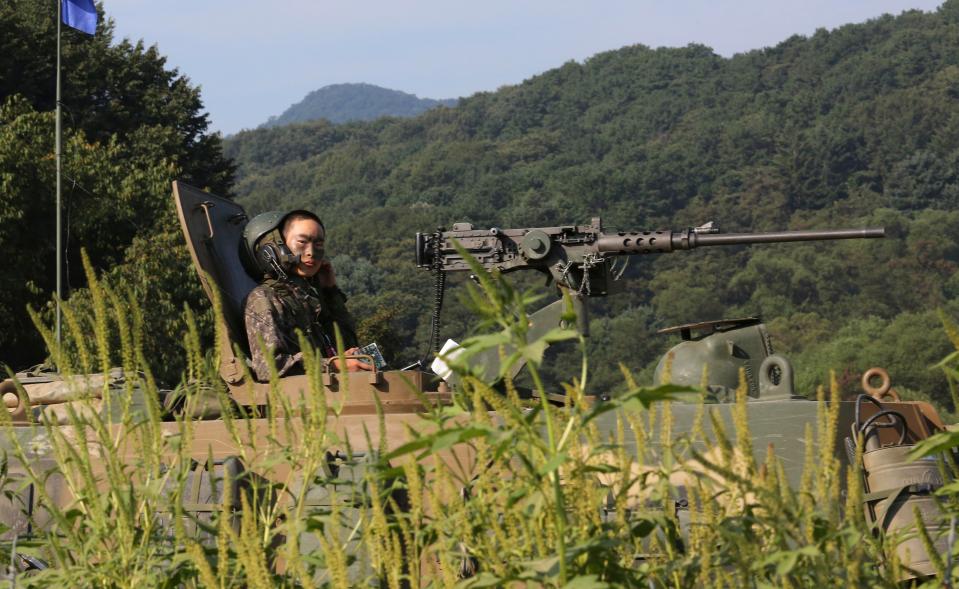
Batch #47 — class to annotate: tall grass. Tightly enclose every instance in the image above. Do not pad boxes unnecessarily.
[0,255,949,587]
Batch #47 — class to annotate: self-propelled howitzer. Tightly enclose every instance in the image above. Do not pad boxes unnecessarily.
[416,218,884,297]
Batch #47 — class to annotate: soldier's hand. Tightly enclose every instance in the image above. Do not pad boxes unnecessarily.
[317,259,337,288]
[330,347,373,372]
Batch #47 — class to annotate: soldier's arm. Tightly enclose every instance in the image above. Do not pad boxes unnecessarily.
[244,288,303,381]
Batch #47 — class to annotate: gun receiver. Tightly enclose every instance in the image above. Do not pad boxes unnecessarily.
[416,219,884,297]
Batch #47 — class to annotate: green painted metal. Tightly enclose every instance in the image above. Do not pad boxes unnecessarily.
[653,318,796,401]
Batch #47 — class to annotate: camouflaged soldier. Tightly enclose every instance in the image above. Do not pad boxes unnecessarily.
[242,210,371,381]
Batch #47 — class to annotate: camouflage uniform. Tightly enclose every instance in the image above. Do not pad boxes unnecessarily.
[243,276,358,382]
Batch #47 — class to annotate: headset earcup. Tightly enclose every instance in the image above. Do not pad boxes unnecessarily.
[256,242,298,278]
[256,243,281,277]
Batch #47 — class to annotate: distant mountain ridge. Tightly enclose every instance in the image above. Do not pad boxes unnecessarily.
[260,83,458,128]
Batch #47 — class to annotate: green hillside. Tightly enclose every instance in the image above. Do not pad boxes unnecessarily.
[3,0,959,404]
[224,2,959,405]
[258,83,458,128]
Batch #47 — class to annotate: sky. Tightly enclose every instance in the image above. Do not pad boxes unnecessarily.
[105,0,945,136]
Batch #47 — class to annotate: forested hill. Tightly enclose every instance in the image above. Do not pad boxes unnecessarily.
[258,83,458,128]
[223,2,959,407]
[228,5,959,224]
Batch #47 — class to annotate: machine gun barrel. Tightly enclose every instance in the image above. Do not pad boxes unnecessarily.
[687,227,885,248]
[595,226,884,254]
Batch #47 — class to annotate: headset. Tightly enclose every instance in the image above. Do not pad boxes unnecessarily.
[256,240,300,281]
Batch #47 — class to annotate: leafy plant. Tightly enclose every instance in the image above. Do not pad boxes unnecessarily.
[0,250,941,588]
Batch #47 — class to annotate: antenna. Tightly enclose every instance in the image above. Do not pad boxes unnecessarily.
[55,0,63,350]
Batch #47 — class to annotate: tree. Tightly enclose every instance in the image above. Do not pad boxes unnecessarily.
[0,1,233,376]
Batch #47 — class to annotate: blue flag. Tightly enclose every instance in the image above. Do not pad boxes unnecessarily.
[62,0,97,35]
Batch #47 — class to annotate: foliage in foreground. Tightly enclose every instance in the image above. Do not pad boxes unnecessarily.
[0,262,956,587]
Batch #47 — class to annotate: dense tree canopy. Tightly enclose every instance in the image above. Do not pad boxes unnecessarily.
[224,2,959,406]
[0,0,233,376]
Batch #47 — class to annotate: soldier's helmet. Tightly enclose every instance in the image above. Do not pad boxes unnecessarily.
[241,210,323,280]
[241,211,286,279]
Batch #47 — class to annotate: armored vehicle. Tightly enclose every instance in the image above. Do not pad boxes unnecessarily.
[0,181,949,579]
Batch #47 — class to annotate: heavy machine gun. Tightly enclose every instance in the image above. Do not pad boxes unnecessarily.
[415,218,884,379]
[416,218,883,297]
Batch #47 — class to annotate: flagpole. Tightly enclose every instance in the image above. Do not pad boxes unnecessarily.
[55,0,63,350]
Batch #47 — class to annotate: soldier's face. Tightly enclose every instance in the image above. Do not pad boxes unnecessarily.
[284,218,326,278]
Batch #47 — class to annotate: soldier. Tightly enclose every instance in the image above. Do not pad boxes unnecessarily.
[242,209,371,381]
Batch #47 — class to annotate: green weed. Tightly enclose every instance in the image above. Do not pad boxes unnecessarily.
[0,255,943,587]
